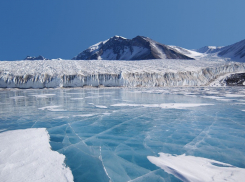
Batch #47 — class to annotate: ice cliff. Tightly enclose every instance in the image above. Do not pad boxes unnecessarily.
[0,59,245,88]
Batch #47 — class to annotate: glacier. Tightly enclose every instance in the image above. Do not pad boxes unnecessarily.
[0,87,245,182]
[0,59,245,88]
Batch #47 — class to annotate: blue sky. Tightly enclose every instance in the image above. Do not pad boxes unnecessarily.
[0,0,244,60]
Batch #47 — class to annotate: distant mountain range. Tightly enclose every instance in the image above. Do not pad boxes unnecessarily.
[216,39,245,61]
[24,55,49,60]
[195,46,224,54]
[194,39,245,62]
[72,36,245,62]
[25,36,245,62]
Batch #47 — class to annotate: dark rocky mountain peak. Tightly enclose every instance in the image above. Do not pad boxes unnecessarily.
[72,35,194,60]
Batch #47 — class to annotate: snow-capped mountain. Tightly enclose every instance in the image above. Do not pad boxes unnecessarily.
[168,45,205,60]
[195,39,245,62]
[217,39,245,62]
[21,36,245,62]
[24,55,49,60]
[72,36,194,60]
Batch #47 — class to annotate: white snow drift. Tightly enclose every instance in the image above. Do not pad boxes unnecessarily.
[148,153,245,182]
[0,128,74,182]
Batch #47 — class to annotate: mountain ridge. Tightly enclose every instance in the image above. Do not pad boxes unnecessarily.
[194,39,245,62]
[72,35,194,60]
[22,36,245,62]
[218,39,245,61]
[24,55,49,60]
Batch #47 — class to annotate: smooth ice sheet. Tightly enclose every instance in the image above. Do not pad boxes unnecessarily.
[0,87,245,182]
[0,128,73,182]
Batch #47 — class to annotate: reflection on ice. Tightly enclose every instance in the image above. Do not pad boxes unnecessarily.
[0,87,245,182]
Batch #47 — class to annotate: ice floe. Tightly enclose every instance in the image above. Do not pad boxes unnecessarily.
[0,128,73,182]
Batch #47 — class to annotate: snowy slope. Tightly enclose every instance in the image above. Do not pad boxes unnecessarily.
[195,46,223,54]
[73,36,194,60]
[72,36,245,62]
[218,39,245,62]
[0,59,245,88]
[195,39,245,62]
[169,45,205,59]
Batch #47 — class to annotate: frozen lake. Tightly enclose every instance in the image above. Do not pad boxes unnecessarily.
[0,87,245,182]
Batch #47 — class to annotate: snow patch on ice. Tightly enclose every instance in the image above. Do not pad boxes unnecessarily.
[216,98,235,102]
[148,153,245,182]
[73,114,96,117]
[9,96,26,99]
[225,94,245,98]
[38,105,66,111]
[95,105,108,109]
[70,98,84,100]
[111,103,213,109]
[53,116,69,119]
[32,94,56,98]
[0,128,73,182]
[202,96,225,100]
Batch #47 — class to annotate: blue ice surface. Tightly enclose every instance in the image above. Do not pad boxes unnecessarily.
[0,87,245,182]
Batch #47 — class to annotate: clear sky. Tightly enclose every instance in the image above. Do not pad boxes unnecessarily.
[0,0,244,60]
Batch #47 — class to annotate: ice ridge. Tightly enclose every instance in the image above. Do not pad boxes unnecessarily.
[0,60,245,88]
